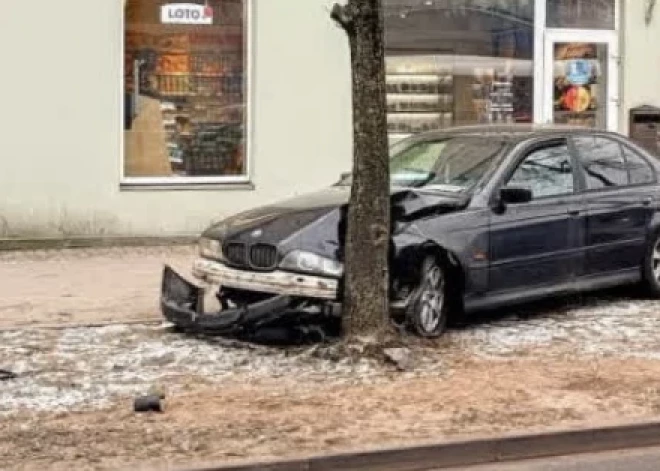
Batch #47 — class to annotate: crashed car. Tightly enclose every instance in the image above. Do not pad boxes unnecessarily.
[162,124,660,340]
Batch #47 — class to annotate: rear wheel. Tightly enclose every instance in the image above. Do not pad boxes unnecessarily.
[642,232,660,297]
[407,256,450,338]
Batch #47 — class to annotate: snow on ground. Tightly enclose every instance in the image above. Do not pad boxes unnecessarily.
[0,324,386,414]
[3,293,660,414]
[450,296,660,358]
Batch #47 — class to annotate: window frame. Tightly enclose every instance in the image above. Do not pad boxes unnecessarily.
[120,0,253,188]
[545,0,617,30]
[570,133,659,193]
[499,137,579,202]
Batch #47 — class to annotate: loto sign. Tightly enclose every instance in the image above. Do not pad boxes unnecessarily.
[161,3,214,25]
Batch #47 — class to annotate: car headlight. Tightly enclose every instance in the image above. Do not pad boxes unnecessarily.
[199,237,223,261]
[279,250,344,278]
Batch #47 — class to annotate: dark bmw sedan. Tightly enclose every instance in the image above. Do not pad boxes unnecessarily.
[162,125,660,340]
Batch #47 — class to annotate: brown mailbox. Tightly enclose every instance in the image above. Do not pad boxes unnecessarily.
[629,105,660,156]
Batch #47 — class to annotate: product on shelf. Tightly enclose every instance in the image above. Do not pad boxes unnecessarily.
[385,56,455,135]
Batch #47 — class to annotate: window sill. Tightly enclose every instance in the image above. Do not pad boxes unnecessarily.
[120,182,255,192]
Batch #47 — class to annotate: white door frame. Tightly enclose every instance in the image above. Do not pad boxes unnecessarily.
[533,0,621,132]
[542,29,619,132]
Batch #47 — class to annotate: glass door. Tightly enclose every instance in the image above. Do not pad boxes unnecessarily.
[543,30,618,131]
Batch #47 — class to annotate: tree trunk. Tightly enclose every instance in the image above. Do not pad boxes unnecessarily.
[332,0,390,338]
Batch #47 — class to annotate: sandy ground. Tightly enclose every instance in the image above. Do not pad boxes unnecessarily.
[0,246,195,328]
[3,247,660,470]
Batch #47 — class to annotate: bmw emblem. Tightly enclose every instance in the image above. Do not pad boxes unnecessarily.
[251,229,263,238]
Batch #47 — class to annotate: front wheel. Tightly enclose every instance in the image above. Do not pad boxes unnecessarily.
[407,256,450,338]
[642,232,660,297]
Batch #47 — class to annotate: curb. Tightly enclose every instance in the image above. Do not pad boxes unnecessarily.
[177,418,660,471]
[0,235,196,252]
[0,318,164,333]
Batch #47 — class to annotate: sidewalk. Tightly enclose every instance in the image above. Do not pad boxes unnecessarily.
[0,246,195,329]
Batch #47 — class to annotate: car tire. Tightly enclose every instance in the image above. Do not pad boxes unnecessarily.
[642,231,660,297]
[407,256,450,338]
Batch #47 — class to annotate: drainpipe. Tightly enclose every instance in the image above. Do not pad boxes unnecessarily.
[647,0,657,25]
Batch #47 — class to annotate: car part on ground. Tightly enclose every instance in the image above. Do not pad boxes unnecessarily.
[0,369,17,381]
[161,265,340,345]
[134,394,165,413]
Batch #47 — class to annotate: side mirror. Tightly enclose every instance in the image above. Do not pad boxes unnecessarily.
[340,171,351,180]
[499,186,533,205]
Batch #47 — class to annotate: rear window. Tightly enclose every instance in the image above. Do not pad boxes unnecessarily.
[574,136,655,189]
[623,145,655,185]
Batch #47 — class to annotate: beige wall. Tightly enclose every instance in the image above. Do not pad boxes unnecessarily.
[0,0,352,237]
[620,0,660,133]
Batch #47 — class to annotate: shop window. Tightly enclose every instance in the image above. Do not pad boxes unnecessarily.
[124,0,246,181]
[546,0,615,30]
[383,0,535,137]
[552,43,608,129]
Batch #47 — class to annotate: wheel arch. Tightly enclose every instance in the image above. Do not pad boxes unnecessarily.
[391,240,466,312]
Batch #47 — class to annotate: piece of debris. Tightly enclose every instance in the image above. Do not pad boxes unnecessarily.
[0,369,17,381]
[134,394,165,413]
[383,348,414,372]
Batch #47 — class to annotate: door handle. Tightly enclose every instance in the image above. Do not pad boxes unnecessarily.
[642,197,652,206]
[567,209,581,217]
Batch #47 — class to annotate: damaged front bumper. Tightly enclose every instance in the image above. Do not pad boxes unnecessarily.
[160,264,341,343]
[191,258,339,300]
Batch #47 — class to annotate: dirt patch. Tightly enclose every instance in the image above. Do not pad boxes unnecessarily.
[3,356,660,471]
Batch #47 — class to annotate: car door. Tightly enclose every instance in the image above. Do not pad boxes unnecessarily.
[488,138,584,293]
[573,135,657,275]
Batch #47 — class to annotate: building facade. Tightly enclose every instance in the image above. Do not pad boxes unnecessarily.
[0,0,659,238]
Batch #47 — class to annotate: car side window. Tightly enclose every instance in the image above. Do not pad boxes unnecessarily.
[574,136,628,189]
[622,145,655,185]
[507,143,574,199]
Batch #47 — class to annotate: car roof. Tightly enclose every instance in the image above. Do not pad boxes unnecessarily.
[416,124,620,143]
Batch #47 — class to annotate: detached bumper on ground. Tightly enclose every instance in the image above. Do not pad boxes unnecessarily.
[160,261,341,343]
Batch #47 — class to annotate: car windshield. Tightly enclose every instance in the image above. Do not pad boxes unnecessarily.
[339,136,507,192]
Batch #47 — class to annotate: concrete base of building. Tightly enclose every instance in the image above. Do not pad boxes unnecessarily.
[0,235,197,252]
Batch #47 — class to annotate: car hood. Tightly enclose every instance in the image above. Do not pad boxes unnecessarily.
[202,185,468,259]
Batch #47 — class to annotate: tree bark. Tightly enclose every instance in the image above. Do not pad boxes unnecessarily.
[332,0,390,338]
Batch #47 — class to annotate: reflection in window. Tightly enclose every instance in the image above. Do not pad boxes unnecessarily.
[508,144,574,198]
[623,146,655,186]
[124,0,246,179]
[384,0,535,137]
[390,137,504,190]
[547,0,615,30]
[575,137,628,189]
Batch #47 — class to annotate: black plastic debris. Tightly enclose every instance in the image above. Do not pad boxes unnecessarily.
[134,394,165,413]
[0,369,17,381]
[160,265,342,346]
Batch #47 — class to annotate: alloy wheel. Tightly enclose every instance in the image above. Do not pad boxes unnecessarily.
[417,264,445,334]
[653,239,660,282]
